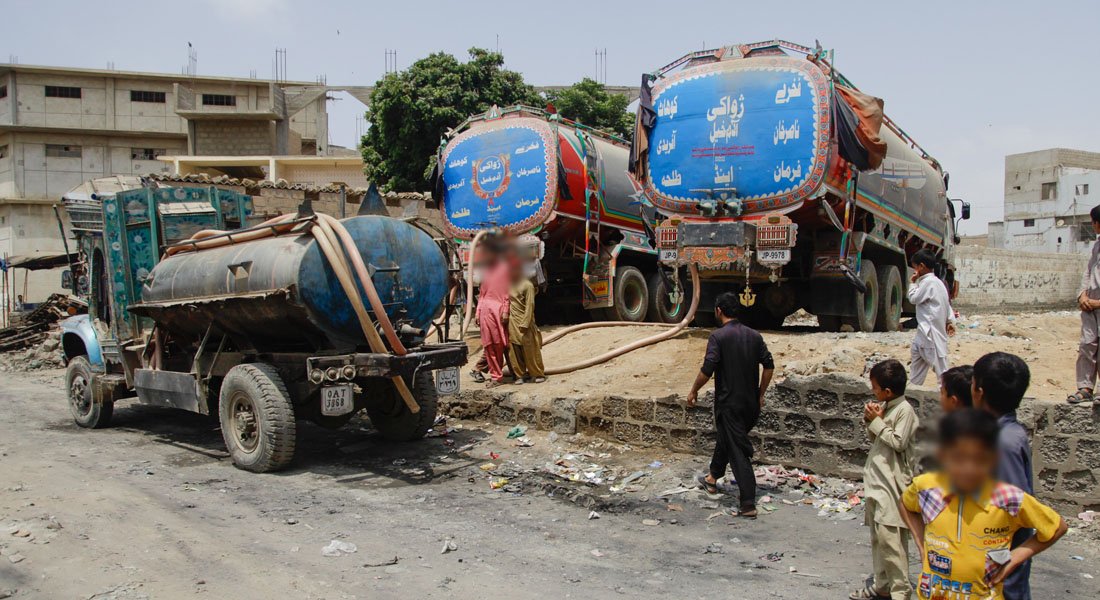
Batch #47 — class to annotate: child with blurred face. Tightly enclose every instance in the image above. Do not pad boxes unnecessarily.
[939,365,973,413]
[899,409,1067,600]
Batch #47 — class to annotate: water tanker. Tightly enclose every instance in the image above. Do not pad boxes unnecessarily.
[634,40,970,331]
[57,178,466,472]
[438,106,683,323]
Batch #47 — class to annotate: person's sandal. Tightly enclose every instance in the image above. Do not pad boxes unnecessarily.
[695,473,720,495]
[533,376,546,384]
[1067,388,1094,404]
[469,370,486,383]
[737,506,758,519]
[485,380,504,389]
[848,584,890,600]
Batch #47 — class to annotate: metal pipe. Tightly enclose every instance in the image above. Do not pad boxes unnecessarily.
[459,230,489,338]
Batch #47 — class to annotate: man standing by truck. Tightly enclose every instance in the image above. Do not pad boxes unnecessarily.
[907,249,956,385]
[686,292,775,516]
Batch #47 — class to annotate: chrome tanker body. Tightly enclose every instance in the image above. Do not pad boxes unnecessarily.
[633,41,968,331]
[438,106,685,324]
[58,179,466,472]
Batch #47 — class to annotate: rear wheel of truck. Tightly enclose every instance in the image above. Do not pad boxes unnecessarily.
[67,356,113,429]
[367,372,438,442]
[646,272,686,324]
[875,265,903,332]
[218,363,296,473]
[854,259,880,333]
[606,266,648,322]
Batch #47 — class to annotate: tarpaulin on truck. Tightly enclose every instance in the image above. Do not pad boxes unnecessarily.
[832,84,887,171]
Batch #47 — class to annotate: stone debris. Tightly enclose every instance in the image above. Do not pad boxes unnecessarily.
[0,329,65,372]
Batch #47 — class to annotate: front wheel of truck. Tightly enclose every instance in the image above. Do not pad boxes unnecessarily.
[366,372,438,442]
[219,363,296,473]
[67,356,113,429]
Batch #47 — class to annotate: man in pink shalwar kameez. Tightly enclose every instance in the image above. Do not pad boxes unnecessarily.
[477,256,512,386]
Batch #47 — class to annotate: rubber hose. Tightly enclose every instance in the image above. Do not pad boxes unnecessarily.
[459,230,489,338]
[308,222,419,414]
[165,213,300,256]
[541,320,674,347]
[316,214,407,355]
[542,264,700,376]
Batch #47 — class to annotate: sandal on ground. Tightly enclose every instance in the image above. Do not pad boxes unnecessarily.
[737,507,758,519]
[533,377,547,383]
[469,370,486,383]
[848,584,890,600]
[485,380,504,389]
[513,377,525,385]
[695,472,720,495]
[1067,389,1094,404]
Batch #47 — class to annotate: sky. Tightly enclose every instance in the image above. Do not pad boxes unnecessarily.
[4,0,1099,234]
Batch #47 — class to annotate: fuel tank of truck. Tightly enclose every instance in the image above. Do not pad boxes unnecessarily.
[131,215,448,349]
[439,108,647,240]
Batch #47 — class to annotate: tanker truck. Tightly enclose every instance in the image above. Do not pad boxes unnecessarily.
[633,40,970,331]
[437,105,685,323]
[57,177,466,472]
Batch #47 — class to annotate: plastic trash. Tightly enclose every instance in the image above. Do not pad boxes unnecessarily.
[322,540,358,557]
[506,425,527,439]
[587,511,600,520]
[440,539,457,554]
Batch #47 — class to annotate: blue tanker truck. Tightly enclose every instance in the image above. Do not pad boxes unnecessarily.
[57,177,466,472]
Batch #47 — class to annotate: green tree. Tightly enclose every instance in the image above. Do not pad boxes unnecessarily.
[360,48,541,191]
[545,78,635,140]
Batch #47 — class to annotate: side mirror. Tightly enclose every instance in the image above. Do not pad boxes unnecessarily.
[61,269,73,290]
[961,202,971,220]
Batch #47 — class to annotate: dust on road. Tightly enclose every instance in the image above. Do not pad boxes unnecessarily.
[1,369,1097,599]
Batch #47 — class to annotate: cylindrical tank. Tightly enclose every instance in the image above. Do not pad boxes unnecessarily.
[440,108,648,240]
[639,52,947,242]
[133,215,449,349]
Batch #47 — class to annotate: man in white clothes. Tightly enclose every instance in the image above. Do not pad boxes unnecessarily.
[906,249,955,385]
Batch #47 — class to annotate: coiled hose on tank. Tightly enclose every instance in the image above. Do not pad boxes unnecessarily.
[166,212,420,413]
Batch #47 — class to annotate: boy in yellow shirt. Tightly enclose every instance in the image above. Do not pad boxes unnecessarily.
[899,409,1067,600]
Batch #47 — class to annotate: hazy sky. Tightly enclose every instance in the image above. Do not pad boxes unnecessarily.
[5,0,1098,234]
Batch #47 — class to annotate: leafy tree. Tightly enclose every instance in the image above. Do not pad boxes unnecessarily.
[360,48,541,191]
[545,78,635,140]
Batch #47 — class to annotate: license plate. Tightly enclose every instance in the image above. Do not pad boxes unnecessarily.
[757,248,791,263]
[435,366,460,395]
[659,249,678,262]
[321,385,354,416]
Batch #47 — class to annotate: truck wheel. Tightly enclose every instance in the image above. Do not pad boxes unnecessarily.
[854,259,879,333]
[67,356,113,429]
[875,265,903,332]
[218,363,296,473]
[367,371,439,442]
[646,272,686,324]
[606,266,648,322]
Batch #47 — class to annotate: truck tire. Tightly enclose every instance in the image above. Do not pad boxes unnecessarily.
[606,266,648,322]
[218,363,296,473]
[854,259,879,333]
[646,272,686,324]
[67,356,113,429]
[367,371,439,442]
[875,264,903,332]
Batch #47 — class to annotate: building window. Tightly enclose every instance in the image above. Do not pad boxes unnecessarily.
[1023,218,1036,228]
[45,85,82,99]
[45,144,82,158]
[201,93,236,107]
[0,85,7,99]
[1040,182,1057,200]
[131,148,165,160]
[1077,184,1091,196]
[0,144,8,159]
[130,90,166,103]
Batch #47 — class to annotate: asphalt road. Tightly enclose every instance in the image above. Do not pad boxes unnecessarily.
[1,369,1097,599]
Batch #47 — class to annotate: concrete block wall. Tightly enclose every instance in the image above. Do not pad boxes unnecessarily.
[441,373,1100,512]
[193,121,273,156]
[953,245,1087,309]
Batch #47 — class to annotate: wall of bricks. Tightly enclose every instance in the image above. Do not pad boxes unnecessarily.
[193,120,274,156]
[441,373,1100,512]
[953,245,1087,309]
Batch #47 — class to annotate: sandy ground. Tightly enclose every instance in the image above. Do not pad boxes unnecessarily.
[3,369,1097,599]
[463,311,1083,401]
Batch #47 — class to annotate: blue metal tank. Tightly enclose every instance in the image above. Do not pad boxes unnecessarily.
[134,215,448,349]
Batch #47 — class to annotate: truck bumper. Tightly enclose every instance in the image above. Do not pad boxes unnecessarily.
[305,342,469,383]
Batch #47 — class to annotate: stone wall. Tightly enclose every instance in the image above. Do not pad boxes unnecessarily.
[442,374,1100,512]
[953,245,1087,309]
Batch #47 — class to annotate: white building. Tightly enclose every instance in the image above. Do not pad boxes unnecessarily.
[992,148,1100,253]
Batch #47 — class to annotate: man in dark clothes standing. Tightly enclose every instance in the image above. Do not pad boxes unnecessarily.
[686,292,775,516]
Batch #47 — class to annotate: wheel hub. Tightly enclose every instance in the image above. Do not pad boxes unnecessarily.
[230,394,259,451]
[69,376,90,416]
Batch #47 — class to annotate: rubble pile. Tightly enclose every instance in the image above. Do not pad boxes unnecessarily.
[0,329,65,372]
[0,294,85,353]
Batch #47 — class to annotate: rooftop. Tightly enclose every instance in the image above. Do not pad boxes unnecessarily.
[0,62,317,87]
